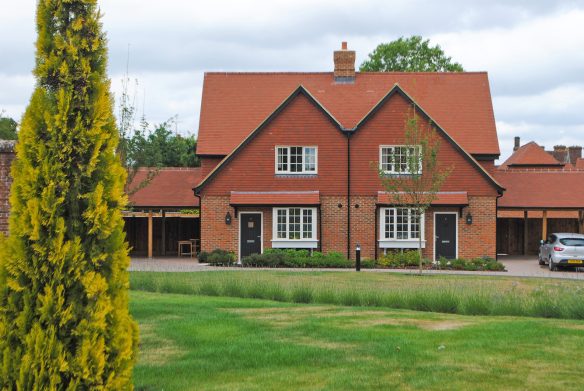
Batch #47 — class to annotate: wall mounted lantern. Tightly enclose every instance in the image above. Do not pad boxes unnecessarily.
[225,211,232,225]
[466,212,473,225]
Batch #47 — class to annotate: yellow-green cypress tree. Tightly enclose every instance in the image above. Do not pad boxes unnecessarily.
[0,1,138,389]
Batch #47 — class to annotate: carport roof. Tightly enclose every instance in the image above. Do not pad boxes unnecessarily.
[128,168,202,208]
[495,170,584,209]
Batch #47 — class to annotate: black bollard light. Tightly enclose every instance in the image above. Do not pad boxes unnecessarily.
[356,243,361,272]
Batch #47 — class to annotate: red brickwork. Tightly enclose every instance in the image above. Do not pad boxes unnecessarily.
[0,141,16,235]
[201,195,496,261]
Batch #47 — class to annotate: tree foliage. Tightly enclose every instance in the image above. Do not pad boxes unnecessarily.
[127,119,199,168]
[0,1,138,388]
[0,112,18,140]
[360,36,464,72]
[376,106,453,274]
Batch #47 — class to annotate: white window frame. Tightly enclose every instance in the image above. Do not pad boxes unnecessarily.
[275,146,318,174]
[378,207,426,249]
[379,145,422,175]
[271,207,318,249]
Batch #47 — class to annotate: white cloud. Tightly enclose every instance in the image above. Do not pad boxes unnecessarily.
[1,0,583,154]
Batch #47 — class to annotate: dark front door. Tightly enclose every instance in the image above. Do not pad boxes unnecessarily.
[435,213,457,259]
[240,213,262,259]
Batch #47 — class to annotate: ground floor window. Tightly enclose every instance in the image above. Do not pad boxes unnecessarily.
[379,207,425,249]
[272,207,318,248]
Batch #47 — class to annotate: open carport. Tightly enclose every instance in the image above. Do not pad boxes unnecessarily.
[495,170,584,256]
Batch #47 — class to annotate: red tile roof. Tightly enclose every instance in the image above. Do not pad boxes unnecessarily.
[128,168,202,208]
[198,72,500,156]
[499,142,563,168]
[377,191,469,206]
[495,170,584,209]
[230,191,320,205]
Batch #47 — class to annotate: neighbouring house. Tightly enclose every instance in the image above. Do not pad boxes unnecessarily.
[124,167,202,258]
[495,138,584,255]
[0,140,16,235]
[194,42,504,261]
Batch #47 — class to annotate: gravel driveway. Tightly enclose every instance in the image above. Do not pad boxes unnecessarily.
[130,255,584,280]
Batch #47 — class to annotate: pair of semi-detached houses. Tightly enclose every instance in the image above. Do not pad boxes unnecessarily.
[195,43,504,261]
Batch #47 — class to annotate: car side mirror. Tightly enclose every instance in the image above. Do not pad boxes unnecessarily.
[540,240,545,245]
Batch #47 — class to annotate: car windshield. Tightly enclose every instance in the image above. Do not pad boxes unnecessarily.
[559,238,584,247]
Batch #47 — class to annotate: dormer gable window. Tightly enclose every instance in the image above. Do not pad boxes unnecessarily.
[276,146,317,174]
[379,145,422,175]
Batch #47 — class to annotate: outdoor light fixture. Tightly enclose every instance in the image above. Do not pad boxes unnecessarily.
[225,211,232,225]
[466,212,473,225]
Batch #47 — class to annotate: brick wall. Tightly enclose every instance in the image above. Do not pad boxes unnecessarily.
[0,141,16,235]
[201,194,497,261]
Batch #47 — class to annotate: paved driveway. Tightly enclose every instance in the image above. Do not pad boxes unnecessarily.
[130,255,584,280]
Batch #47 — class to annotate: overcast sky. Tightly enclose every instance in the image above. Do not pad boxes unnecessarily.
[1,0,583,162]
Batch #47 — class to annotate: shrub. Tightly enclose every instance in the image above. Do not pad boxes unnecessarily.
[202,249,236,266]
[378,250,429,268]
[240,249,352,268]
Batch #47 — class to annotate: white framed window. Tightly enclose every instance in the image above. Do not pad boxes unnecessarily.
[275,146,318,174]
[379,207,425,248]
[379,145,421,175]
[272,207,318,248]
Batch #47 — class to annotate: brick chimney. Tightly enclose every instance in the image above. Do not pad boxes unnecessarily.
[552,145,568,163]
[334,42,355,82]
[568,146,582,165]
[513,136,520,151]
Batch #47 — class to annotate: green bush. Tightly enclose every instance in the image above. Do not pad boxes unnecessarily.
[437,256,506,272]
[200,249,236,266]
[378,250,429,268]
[240,249,352,268]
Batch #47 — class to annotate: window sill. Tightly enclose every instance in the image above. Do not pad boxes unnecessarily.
[378,240,426,249]
[271,239,319,249]
[275,174,318,178]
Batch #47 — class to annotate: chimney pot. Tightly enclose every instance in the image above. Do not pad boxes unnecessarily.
[334,42,356,82]
[568,146,582,165]
[513,136,520,151]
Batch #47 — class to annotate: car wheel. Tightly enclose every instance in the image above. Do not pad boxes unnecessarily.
[538,254,545,265]
[549,257,557,272]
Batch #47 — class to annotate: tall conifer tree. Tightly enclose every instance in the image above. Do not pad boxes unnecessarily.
[0,1,138,388]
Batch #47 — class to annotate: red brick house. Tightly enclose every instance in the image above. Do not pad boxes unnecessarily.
[195,43,504,261]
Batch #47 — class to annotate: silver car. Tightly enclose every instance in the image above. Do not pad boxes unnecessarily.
[539,233,584,271]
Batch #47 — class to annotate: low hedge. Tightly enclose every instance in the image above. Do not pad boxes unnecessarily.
[198,249,236,266]
[372,250,505,271]
[241,249,359,268]
[377,250,431,269]
[436,256,506,271]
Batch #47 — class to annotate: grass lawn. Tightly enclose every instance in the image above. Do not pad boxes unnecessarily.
[131,290,584,390]
[131,271,584,319]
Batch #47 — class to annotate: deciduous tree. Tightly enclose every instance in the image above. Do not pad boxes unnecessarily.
[361,36,464,72]
[376,106,452,274]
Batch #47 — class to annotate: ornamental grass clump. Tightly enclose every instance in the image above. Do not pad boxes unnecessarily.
[0,1,138,388]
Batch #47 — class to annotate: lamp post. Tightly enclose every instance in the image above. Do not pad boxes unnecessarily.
[356,243,361,272]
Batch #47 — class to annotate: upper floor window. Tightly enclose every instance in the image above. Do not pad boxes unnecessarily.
[379,145,421,175]
[276,146,317,174]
